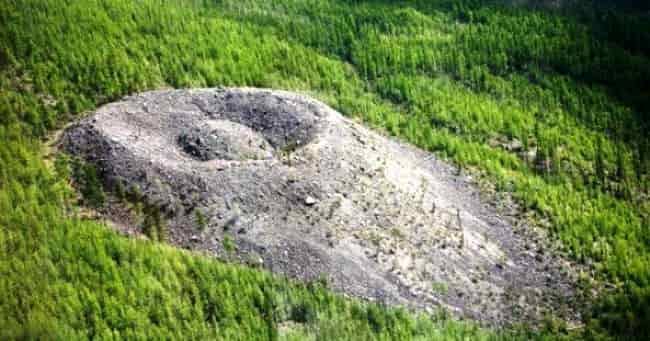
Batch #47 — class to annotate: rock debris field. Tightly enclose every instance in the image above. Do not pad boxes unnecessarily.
[62,88,579,326]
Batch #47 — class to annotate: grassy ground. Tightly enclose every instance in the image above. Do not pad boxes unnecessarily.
[1,0,648,339]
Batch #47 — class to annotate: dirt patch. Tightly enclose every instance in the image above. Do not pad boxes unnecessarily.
[61,87,580,327]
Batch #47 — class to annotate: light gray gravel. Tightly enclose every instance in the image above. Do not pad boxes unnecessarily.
[62,87,579,326]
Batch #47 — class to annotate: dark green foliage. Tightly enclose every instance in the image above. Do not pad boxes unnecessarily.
[113,180,126,201]
[116,185,167,242]
[142,203,166,242]
[195,209,207,231]
[222,234,236,255]
[290,302,317,324]
[68,157,105,208]
[0,0,648,339]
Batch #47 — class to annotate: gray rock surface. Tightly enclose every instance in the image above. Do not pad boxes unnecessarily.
[62,87,578,326]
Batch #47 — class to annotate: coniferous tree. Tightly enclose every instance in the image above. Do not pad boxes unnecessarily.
[595,138,607,187]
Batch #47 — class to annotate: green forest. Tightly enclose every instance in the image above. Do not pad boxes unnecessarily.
[1,0,648,339]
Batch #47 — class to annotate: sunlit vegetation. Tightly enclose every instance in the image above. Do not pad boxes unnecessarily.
[1,0,648,339]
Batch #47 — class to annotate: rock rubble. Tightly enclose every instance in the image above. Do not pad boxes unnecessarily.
[62,87,578,326]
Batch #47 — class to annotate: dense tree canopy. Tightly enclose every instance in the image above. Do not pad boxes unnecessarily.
[1,0,648,339]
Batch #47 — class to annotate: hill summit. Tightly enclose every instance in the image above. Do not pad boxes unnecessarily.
[62,88,578,326]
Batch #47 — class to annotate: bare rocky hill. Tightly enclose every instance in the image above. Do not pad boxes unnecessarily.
[62,88,579,326]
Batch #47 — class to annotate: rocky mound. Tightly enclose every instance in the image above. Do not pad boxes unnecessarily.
[62,88,578,326]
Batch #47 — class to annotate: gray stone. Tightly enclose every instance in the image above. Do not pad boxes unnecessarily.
[61,87,578,327]
[304,196,317,206]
